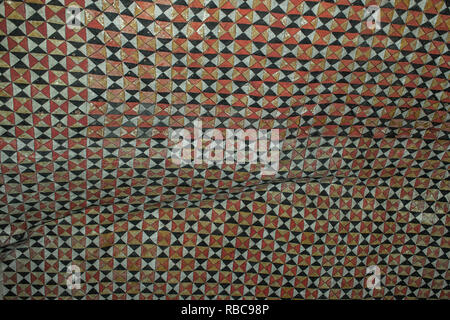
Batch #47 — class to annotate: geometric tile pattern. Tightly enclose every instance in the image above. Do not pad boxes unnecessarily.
[0,0,449,299]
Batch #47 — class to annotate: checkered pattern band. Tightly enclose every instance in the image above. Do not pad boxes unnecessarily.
[0,0,449,299]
